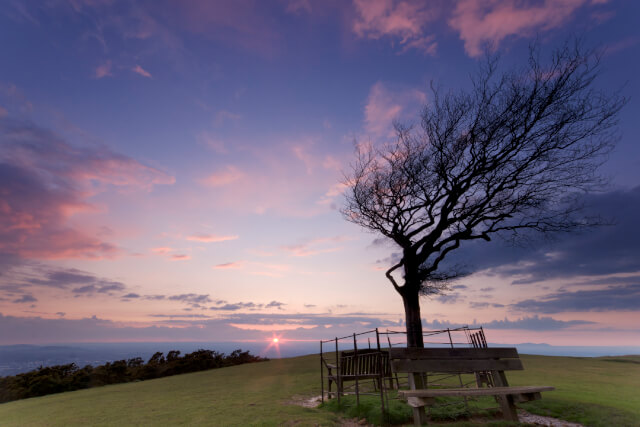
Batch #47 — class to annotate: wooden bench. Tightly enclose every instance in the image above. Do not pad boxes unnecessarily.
[324,348,392,398]
[389,347,554,425]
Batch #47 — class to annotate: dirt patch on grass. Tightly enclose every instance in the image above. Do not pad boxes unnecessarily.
[519,410,584,426]
[285,394,323,408]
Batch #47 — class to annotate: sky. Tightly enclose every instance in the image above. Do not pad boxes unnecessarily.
[1,0,639,348]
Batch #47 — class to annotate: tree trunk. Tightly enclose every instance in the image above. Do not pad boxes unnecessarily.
[402,289,424,348]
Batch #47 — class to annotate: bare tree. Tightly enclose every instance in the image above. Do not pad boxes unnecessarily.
[342,42,625,348]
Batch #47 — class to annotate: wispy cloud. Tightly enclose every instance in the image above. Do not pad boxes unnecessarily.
[199,165,245,187]
[363,82,426,139]
[132,64,152,78]
[150,246,192,261]
[207,300,287,312]
[511,285,640,313]
[213,110,241,126]
[265,300,286,309]
[210,302,263,311]
[72,282,126,295]
[151,247,173,254]
[168,294,212,305]
[187,233,238,243]
[423,315,595,331]
[317,182,347,206]
[213,261,243,269]
[352,0,439,55]
[13,294,37,304]
[196,131,227,153]
[449,0,599,57]
[248,262,291,278]
[94,60,113,79]
[285,0,312,14]
[281,236,348,257]
[196,140,346,217]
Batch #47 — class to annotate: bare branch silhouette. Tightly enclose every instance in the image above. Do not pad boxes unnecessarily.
[342,40,626,347]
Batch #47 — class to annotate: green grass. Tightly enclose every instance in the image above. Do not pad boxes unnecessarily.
[512,354,640,427]
[0,354,638,426]
[0,356,340,426]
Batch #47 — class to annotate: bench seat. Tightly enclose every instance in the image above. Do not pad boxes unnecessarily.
[399,385,554,409]
[399,385,555,398]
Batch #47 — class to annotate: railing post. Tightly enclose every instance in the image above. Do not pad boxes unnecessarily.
[335,337,340,404]
[375,328,386,419]
[353,333,360,410]
[320,340,324,403]
[386,332,400,389]
[448,328,469,412]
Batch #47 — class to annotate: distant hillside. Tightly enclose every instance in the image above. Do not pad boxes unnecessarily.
[0,348,266,404]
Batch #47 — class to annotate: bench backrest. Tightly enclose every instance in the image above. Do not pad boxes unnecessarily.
[339,349,391,376]
[388,347,523,374]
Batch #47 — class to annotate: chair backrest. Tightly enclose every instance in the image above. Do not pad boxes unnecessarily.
[388,347,523,374]
[339,349,391,376]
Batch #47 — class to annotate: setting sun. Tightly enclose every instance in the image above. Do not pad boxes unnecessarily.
[273,338,279,343]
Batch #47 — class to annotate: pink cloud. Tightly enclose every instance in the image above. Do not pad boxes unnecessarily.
[604,36,640,56]
[196,138,349,217]
[158,0,284,57]
[0,117,173,260]
[246,248,276,257]
[196,131,227,153]
[132,64,152,78]
[199,165,245,187]
[248,262,291,278]
[449,0,598,57]
[317,182,348,206]
[94,60,112,79]
[212,261,243,269]
[151,247,193,261]
[292,143,315,174]
[364,81,426,139]
[213,110,242,126]
[352,0,439,55]
[151,246,173,254]
[322,155,342,171]
[285,0,312,14]
[187,233,238,243]
[281,236,348,257]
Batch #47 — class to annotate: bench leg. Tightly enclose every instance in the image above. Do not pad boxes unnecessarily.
[408,373,427,425]
[491,370,519,422]
[412,407,427,426]
[497,395,518,422]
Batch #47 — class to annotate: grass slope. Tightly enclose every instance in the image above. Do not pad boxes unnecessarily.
[0,354,638,426]
[513,354,640,426]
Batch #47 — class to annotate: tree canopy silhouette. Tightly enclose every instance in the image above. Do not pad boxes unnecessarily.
[342,42,625,348]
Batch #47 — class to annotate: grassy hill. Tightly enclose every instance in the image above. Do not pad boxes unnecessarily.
[0,353,638,426]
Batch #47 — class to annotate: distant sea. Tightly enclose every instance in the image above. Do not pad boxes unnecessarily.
[1,341,639,377]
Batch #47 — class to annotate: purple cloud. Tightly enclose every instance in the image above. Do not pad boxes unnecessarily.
[0,118,173,260]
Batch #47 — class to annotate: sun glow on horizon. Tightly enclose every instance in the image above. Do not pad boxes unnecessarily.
[258,333,284,357]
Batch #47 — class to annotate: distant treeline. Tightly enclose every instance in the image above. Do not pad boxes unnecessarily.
[0,349,267,403]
